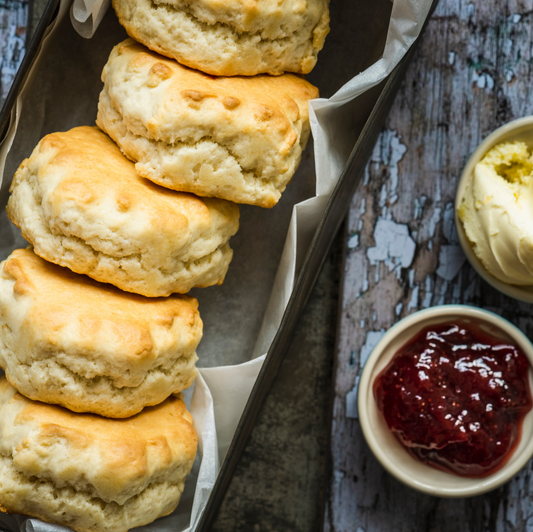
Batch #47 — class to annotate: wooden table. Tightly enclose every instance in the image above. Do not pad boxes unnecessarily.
[327,1,533,531]
[0,0,26,101]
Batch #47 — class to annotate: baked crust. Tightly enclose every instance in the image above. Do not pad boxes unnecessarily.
[0,248,201,417]
[112,0,330,76]
[0,378,197,532]
[7,126,240,296]
[97,40,319,207]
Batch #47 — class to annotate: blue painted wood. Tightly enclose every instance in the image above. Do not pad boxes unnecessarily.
[0,0,26,102]
[328,1,533,531]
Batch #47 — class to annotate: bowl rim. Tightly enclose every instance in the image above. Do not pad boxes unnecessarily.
[358,304,533,498]
[455,116,533,303]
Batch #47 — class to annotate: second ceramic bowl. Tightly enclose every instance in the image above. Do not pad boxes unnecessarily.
[455,116,533,303]
[358,305,533,497]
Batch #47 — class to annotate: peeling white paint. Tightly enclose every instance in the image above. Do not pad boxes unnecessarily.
[414,195,427,220]
[422,275,433,308]
[467,2,475,17]
[472,70,495,91]
[428,206,442,238]
[367,218,416,273]
[384,131,406,204]
[357,198,366,232]
[371,130,407,208]
[345,377,359,419]
[503,38,513,56]
[363,164,370,186]
[505,68,515,83]
[448,51,456,65]
[512,13,521,23]
[442,202,458,244]
[395,302,403,316]
[370,134,382,170]
[348,234,359,250]
[407,285,419,312]
[333,469,345,484]
[362,269,369,293]
[379,183,388,208]
[434,176,442,202]
[436,245,466,281]
[360,329,385,367]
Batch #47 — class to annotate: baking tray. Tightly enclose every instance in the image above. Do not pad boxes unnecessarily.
[0,0,437,528]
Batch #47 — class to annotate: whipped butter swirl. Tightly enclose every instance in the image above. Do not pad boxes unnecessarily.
[459,141,533,285]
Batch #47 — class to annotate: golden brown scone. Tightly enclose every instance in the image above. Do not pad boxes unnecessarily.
[0,248,202,418]
[7,126,240,296]
[0,378,197,532]
[112,0,330,76]
[96,39,319,208]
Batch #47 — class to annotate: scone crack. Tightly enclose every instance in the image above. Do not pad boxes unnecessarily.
[0,454,186,518]
[37,217,229,279]
[149,0,300,43]
[107,95,290,185]
[2,353,196,391]
[99,97,290,205]
[139,135,271,184]
[0,342,197,416]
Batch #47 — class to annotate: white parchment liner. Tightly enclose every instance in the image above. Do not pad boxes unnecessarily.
[0,0,433,530]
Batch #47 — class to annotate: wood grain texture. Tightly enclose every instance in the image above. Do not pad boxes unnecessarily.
[0,0,26,101]
[327,1,533,531]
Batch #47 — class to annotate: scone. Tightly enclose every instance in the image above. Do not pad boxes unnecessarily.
[0,378,197,532]
[7,126,240,296]
[96,39,319,208]
[0,248,202,418]
[112,0,330,76]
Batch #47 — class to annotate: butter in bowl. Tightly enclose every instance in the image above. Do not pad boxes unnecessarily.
[455,116,533,301]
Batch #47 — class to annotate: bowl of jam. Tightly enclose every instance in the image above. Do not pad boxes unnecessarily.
[358,305,533,497]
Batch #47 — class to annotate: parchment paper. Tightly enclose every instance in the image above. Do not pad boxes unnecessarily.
[0,0,433,530]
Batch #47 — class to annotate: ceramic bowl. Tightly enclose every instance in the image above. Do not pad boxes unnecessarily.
[358,305,533,497]
[455,116,533,302]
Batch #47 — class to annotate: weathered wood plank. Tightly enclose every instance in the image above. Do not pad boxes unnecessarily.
[0,0,27,102]
[327,1,533,531]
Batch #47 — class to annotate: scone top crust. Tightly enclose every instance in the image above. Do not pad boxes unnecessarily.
[0,378,197,504]
[103,40,318,148]
[97,40,319,207]
[0,248,202,373]
[9,126,238,257]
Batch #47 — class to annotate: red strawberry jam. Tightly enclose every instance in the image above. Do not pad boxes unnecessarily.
[374,320,532,477]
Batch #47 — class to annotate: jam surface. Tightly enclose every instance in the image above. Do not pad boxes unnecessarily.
[374,320,533,477]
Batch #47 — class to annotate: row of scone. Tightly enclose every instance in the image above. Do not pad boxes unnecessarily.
[0,128,213,531]
[0,0,329,530]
